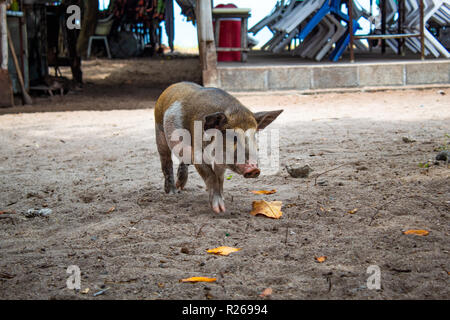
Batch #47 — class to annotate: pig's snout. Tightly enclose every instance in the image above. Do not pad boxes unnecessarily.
[244,168,260,178]
[238,164,260,178]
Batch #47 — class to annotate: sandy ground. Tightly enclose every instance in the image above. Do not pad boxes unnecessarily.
[0,58,449,300]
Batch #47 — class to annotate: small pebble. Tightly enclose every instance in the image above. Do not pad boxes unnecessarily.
[286,164,313,178]
[402,137,416,143]
[436,150,449,161]
[181,247,189,254]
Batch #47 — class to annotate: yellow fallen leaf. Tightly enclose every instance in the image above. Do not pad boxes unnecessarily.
[250,189,276,195]
[315,256,327,263]
[259,288,272,297]
[250,200,282,219]
[106,206,115,214]
[207,246,241,256]
[403,229,429,236]
[347,208,358,214]
[80,288,90,294]
[179,277,217,283]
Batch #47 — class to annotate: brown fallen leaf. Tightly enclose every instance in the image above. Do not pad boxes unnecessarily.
[250,200,282,219]
[250,189,276,195]
[315,256,327,263]
[207,246,241,256]
[403,229,429,236]
[157,282,165,288]
[347,208,358,214]
[179,277,217,283]
[106,206,115,214]
[259,288,272,297]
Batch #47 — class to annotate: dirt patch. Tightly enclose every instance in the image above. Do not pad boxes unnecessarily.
[2,57,202,115]
[0,59,449,299]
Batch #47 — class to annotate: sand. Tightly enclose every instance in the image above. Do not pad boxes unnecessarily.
[0,58,449,299]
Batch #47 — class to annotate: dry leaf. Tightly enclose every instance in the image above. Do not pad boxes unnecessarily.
[80,288,90,294]
[106,206,115,214]
[250,189,276,195]
[347,208,358,214]
[207,246,241,256]
[157,282,165,288]
[403,229,429,236]
[315,256,327,263]
[259,288,272,297]
[250,200,282,219]
[179,277,217,283]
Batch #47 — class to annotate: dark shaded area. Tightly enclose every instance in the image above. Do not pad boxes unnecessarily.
[1,56,202,115]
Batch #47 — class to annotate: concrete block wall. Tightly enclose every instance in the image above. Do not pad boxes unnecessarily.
[217,60,450,91]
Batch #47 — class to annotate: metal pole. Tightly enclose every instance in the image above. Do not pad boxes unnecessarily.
[397,0,402,55]
[349,0,354,62]
[381,0,386,54]
[369,0,373,52]
[420,0,425,60]
[401,0,405,56]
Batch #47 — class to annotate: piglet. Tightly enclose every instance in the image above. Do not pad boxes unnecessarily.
[155,82,283,213]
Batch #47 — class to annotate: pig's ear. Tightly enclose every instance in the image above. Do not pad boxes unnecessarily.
[254,110,283,130]
[204,112,228,130]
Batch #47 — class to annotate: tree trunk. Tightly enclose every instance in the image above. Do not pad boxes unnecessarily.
[76,0,98,58]
[61,0,83,84]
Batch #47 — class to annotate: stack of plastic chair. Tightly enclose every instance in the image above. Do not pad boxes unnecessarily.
[380,0,449,58]
[249,0,449,60]
[294,0,369,60]
[249,0,365,61]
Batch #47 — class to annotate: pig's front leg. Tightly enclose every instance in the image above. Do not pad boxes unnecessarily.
[195,164,226,213]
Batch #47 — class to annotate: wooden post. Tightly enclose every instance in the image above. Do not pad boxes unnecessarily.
[0,1,14,107]
[0,1,7,70]
[196,0,218,87]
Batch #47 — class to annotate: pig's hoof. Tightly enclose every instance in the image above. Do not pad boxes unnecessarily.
[176,179,187,190]
[212,205,226,213]
[165,185,177,194]
[211,195,226,213]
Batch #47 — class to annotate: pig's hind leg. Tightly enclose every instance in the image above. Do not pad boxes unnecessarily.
[156,125,176,194]
[176,163,189,190]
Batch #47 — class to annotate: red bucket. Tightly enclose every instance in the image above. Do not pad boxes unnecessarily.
[214,3,241,62]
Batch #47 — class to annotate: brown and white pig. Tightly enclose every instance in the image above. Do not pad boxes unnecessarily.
[154,82,283,213]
